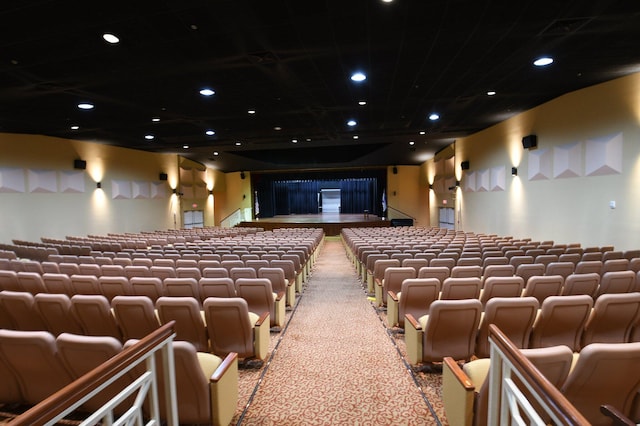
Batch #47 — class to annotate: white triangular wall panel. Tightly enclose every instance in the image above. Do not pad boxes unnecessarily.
[111,180,132,199]
[150,182,168,199]
[476,169,490,192]
[28,169,57,193]
[491,166,506,191]
[585,132,622,176]
[132,181,150,199]
[553,142,582,178]
[528,149,552,181]
[0,168,26,193]
[59,171,85,193]
[464,171,476,192]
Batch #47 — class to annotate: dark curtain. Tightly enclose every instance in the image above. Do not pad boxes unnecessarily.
[288,180,319,213]
[340,178,375,214]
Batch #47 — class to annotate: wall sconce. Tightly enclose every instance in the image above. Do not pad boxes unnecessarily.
[172,188,177,194]
[455,180,461,187]
[511,167,518,176]
[208,190,213,195]
[96,182,102,189]
[243,194,246,199]
[429,184,434,190]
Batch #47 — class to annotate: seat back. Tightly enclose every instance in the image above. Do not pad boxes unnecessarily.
[430,257,456,269]
[596,270,636,298]
[230,267,258,281]
[482,264,515,281]
[199,277,236,302]
[545,261,575,279]
[203,297,254,358]
[156,296,209,352]
[0,270,22,292]
[42,273,73,295]
[235,278,274,319]
[150,265,177,280]
[382,267,417,304]
[450,265,482,278]
[0,329,74,404]
[258,267,287,294]
[582,292,640,346]
[522,275,563,305]
[561,342,640,426]
[101,264,126,277]
[176,266,202,280]
[401,258,430,275]
[602,258,630,274]
[34,293,84,335]
[373,259,401,283]
[70,294,122,340]
[530,295,593,351]
[475,297,539,358]
[417,266,451,284]
[422,299,482,362]
[440,277,482,300]
[479,276,524,305]
[111,295,161,341]
[202,267,230,278]
[124,265,151,279]
[0,290,47,330]
[575,260,603,274]
[130,276,164,302]
[78,263,102,277]
[16,271,47,295]
[515,263,546,285]
[398,278,440,328]
[561,273,600,297]
[163,277,200,300]
[70,274,102,295]
[0,348,23,403]
[99,276,132,301]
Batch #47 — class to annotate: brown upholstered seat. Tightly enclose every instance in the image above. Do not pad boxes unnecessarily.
[111,295,161,341]
[70,274,102,295]
[70,294,123,340]
[530,295,593,351]
[34,293,84,335]
[478,276,524,306]
[441,277,482,300]
[561,272,600,297]
[521,274,563,304]
[417,266,451,284]
[596,270,636,298]
[259,266,295,307]
[16,271,47,295]
[156,296,209,352]
[377,266,416,306]
[42,273,73,296]
[581,292,640,346]
[0,290,47,331]
[450,265,482,278]
[163,277,201,300]
[235,277,285,328]
[99,276,132,301]
[387,278,440,328]
[545,261,575,279]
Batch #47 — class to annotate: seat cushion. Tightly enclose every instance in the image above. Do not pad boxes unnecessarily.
[196,352,224,378]
[462,358,491,389]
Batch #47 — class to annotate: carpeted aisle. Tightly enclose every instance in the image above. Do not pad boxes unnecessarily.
[237,237,439,425]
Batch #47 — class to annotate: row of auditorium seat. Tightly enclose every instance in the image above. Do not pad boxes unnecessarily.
[0,328,238,425]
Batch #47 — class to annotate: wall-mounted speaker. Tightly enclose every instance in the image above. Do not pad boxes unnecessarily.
[392,166,398,174]
[461,161,470,170]
[522,134,537,149]
[73,159,86,170]
[240,171,246,180]
[159,173,168,181]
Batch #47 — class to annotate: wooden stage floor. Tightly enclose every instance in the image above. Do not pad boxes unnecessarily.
[237,213,390,236]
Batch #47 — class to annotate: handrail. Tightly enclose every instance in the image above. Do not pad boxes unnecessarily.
[220,208,243,228]
[487,324,589,425]
[11,322,177,426]
[386,206,416,220]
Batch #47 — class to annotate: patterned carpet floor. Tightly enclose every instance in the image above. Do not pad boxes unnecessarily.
[233,237,448,425]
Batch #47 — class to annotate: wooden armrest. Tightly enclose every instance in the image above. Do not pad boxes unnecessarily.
[256,311,270,326]
[375,278,383,287]
[388,291,398,302]
[275,291,285,301]
[600,404,636,426]
[210,352,238,383]
[405,313,421,330]
[443,357,474,390]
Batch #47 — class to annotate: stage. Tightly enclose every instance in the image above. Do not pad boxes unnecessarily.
[237,213,391,236]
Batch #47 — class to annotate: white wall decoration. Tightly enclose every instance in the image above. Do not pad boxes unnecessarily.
[585,132,623,176]
[553,142,583,178]
[528,148,552,181]
[0,167,26,193]
[464,171,476,192]
[59,171,85,193]
[111,180,132,199]
[132,181,150,199]
[476,169,490,192]
[150,182,168,199]
[28,169,57,193]
[490,166,506,191]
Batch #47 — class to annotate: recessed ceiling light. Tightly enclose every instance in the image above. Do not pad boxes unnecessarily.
[199,88,215,96]
[409,141,415,145]
[534,57,554,67]
[428,113,440,121]
[347,119,357,127]
[102,33,119,44]
[358,100,367,106]
[353,135,359,139]
[151,117,160,122]
[248,109,256,114]
[306,138,311,142]
[292,139,298,143]
[382,0,394,2]
[183,145,189,149]
[213,151,219,156]
[205,130,215,136]
[235,142,241,146]
[487,91,496,96]
[274,126,282,131]
[145,134,155,140]
[419,131,426,135]
[70,125,79,130]
[350,72,367,82]
[77,103,94,110]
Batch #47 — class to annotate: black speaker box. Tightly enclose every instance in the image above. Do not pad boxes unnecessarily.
[461,161,470,170]
[240,171,246,180]
[73,159,86,170]
[159,173,168,181]
[522,134,537,149]
[392,166,398,174]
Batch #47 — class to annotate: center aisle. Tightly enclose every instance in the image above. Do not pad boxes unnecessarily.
[237,237,438,425]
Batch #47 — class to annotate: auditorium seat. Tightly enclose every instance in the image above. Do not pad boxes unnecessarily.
[111,295,161,341]
[235,277,285,328]
[124,265,151,279]
[16,271,47,295]
[405,299,482,365]
[156,296,209,352]
[203,297,270,361]
[581,292,640,347]
[575,260,604,275]
[153,258,175,268]
[561,342,640,426]
[245,259,270,274]
[100,264,126,277]
[202,267,230,278]
[387,278,440,329]
[364,253,389,293]
[478,276,524,306]
[0,329,74,405]
[450,265,482,278]
[176,259,198,269]
[59,262,81,276]
[595,270,636,298]
[376,266,416,306]
[259,266,295,307]
[515,263,546,286]
[198,259,222,272]
[601,259,630,274]
[508,255,534,270]
[0,290,47,331]
[561,273,600,297]
[199,278,237,301]
[99,276,132,301]
[456,257,482,267]
[132,258,153,268]
[150,265,177,280]
[417,266,451,284]
[521,275,564,305]
[230,267,258,281]
[545,261,575,279]
[70,274,102,295]
[176,266,202,280]
[78,263,102,277]
[482,264,515,282]
[530,295,593,352]
[558,253,581,265]
[163,277,201,300]
[34,293,84,336]
[441,277,482,301]
[71,294,123,340]
[475,297,539,358]
[41,261,60,274]
[130,276,164,302]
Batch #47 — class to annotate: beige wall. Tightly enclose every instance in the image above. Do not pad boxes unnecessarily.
[430,72,640,250]
[386,165,430,226]
[0,133,179,243]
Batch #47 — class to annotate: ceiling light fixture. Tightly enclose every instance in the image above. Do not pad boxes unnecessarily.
[213,151,219,156]
[151,117,160,122]
[487,91,496,96]
[199,88,215,96]
[409,141,415,145]
[353,135,359,139]
[350,72,367,82]
[102,33,119,44]
[274,126,282,131]
[145,134,155,140]
[534,57,554,66]
[77,103,94,110]
[205,130,215,136]
[429,113,440,121]
[358,100,367,106]
[292,139,298,143]
[248,109,256,114]
[347,119,357,127]
[235,142,241,146]
[70,125,79,130]
[183,145,189,149]
[419,131,426,135]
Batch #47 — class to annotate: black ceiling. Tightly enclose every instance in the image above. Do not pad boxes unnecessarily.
[2,1,640,173]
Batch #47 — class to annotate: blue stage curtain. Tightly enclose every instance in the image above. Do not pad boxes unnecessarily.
[340,178,376,214]
[288,180,319,213]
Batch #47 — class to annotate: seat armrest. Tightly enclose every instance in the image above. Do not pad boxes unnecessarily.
[275,291,285,301]
[600,404,636,426]
[209,352,238,426]
[443,357,475,426]
[254,312,270,360]
[388,291,398,302]
[405,313,423,364]
[255,311,269,327]
[387,291,399,328]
